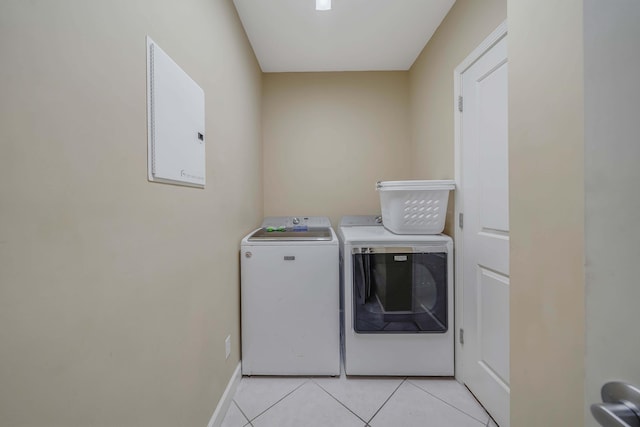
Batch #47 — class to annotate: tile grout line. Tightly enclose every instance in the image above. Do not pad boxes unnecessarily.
[245,379,310,424]
[366,377,407,425]
[231,400,253,427]
[406,380,489,425]
[311,378,369,425]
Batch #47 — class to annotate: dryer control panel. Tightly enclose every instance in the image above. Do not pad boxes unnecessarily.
[339,215,383,227]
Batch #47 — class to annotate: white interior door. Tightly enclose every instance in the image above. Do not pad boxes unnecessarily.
[585,2,640,426]
[459,31,510,426]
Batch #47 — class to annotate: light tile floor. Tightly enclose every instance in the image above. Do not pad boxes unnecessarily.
[221,374,495,427]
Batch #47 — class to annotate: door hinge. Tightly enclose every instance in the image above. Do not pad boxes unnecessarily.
[459,212,464,229]
[458,96,463,112]
[459,328,464,345]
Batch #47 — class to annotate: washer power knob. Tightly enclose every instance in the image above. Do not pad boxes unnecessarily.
[292,217,300,225]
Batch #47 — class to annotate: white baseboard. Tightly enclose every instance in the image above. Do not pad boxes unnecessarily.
[207,362,242,427]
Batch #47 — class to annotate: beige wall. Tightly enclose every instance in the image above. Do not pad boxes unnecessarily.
[408,0,506,234]
[262,72,411,227]
[409,0,506,179]
[0,1,262,426]
[509,1,585,426]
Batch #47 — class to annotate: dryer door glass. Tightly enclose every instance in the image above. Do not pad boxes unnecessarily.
[352,248,447,333]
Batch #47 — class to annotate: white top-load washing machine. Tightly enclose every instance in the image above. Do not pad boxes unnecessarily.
[241,216,340,376]
[338,215,454,376]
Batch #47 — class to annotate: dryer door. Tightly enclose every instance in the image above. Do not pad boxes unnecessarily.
[352,246,448,333]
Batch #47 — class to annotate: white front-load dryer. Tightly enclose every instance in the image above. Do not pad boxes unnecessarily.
[338,215,454,376]
[241,216,340,376]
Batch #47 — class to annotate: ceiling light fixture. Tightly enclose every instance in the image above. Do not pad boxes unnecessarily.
[316,0,331,11]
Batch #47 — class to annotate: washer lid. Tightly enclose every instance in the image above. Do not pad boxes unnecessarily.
[260,216,332,229]
[248,227,332,241]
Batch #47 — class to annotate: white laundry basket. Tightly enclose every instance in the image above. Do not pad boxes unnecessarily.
[377,180,455,234]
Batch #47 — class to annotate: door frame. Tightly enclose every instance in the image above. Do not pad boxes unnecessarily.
[453,20,508,383]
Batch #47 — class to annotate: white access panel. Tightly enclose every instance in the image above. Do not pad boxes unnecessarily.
[146,37,205,187]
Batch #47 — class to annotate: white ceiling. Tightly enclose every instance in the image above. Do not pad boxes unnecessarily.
[232,0,456,72]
